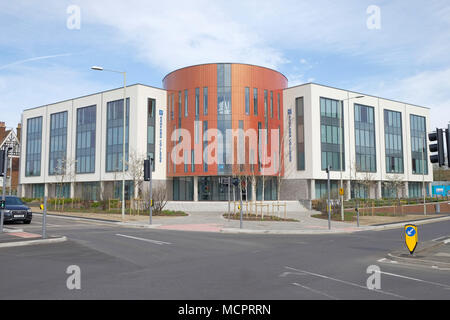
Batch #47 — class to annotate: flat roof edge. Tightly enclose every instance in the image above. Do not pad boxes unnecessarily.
[285,82,429,110]
[22,83,165,113]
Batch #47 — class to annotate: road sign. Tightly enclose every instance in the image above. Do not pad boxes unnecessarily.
[404,224,418,255]
[339,188,344,196]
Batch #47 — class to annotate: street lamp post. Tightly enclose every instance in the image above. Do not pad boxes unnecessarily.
[339,95,364,221]
[91,66,127,221]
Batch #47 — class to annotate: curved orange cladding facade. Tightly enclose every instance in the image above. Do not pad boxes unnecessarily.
[163,63,288,178]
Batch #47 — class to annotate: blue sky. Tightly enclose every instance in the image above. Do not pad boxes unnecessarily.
[1,0,449,130]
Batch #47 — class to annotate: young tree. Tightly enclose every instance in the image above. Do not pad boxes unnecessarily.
[126,151,146,211]
[53,158,77,212]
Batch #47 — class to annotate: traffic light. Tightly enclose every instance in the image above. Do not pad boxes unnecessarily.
[0,200,5,210]
[446,127,450,168]
[0,149,5,177]
[429,128,445,166]
[143,159,150,181]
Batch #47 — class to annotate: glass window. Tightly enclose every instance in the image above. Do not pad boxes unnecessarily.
[195,88,199,118]
[354,104,376,172]
[76,105,96,174]
[106,98,129,172]
[245,87,250,115]
[25,116,43,176]
[49,111,68,175]
[384,109,403,173]
[253,88,258,115]
[410,114,428,175]
[320,97,344,171]
[184,89,188,117]
[203,87,208,115]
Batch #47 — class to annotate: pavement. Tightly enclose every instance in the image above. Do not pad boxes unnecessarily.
[24,208,450,235]
[384,237,450,270]
[100,209,450,235]
[0,225,66,248]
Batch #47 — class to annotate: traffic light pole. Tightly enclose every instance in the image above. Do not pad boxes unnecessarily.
[149,158,153,225]
[1,148,8,233]
[326,166,331,230]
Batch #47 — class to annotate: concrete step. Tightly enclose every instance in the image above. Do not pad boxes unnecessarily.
[165,201,309,213]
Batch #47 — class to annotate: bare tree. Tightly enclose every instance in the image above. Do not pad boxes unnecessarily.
[143,184,168,214]
[53,158,77,212]
[383,174,405,215]
[126,151,146,210]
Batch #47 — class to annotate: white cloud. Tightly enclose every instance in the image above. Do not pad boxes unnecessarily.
[351,68,450,129]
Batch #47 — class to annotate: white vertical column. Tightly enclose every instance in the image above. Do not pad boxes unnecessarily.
[310,179,316,200]
[193,176,198,201]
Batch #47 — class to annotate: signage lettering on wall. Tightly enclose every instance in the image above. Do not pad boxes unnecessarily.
[159,109,163,163]
[288,109,292,162]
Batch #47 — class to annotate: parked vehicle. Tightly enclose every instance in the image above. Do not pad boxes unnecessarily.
[2,196,32,224]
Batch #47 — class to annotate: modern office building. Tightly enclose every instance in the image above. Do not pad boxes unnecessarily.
[19,63,433,202]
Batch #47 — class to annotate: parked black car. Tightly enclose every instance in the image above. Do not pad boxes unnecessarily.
[2,196,32,224]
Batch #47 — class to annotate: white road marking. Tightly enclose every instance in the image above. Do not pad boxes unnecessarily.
[444,239,450,244]
[434,252,450,257]
[285,266,408,300]
[432,236,448,242]
[376,270,450,289]
[292,282,339,300]
[115,234,171,245]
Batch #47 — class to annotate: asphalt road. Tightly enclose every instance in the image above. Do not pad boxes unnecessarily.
[0,214,449,300]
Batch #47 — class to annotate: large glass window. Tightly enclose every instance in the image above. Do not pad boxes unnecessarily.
[217,64,231,115]
[384,109,403,173]
[320,97,344,171]
[277,93,281,120]
[79,182,100,201]
[147,98,156,172]
[49,111,68,175]
[256,176,278,201]
[253,88,258,115]
[198,176,252,201]
[203,121,208,172]
[195,88,199,118]
[409,182,423,198]
[410,114,428,175]
[173,177,194,201]
[354,104,376,172]
[184,89,188,117]
[114,180,134,200]
[245,87,250,115]
[270,91,274,118]
[264,90,268,138]
[32,184,44,198]
[76,105,96,174]
[296,97,305,171]
[25,116,42,176]
[217,64,232,174]
[106,98,129,172]
[203,87,208,115]
[315,180,338,199]
[351,181,368,199]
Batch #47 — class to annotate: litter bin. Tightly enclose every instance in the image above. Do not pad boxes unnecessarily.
[435,203,440,214]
